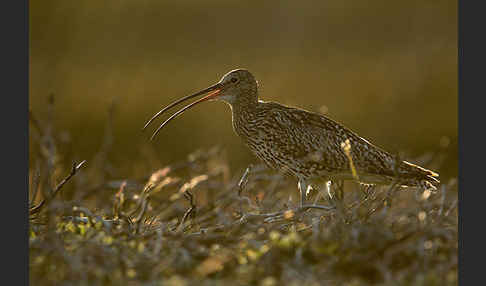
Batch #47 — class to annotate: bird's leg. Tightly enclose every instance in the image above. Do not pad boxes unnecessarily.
[294,179,336,213]
[298,179,311,208]
[326,181,348,220]
[326,181,333,200]
[238,179,334,223]
[325,181,344,203]
[323,181,337,207]
[324,181,337,208]
[335,180,344,201]
[313,180,329,205]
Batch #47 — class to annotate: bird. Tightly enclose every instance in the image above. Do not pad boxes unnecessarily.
[143,68,439,208]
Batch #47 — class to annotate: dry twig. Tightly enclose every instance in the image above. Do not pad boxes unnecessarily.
[30,160,87,215]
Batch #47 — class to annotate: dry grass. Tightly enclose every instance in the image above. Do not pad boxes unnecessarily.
[29,102,457,286]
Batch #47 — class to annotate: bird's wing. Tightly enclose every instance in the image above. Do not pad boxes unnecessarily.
[260,102,397,178]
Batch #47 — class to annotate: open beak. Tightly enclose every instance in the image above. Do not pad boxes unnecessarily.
[143,82,223,141]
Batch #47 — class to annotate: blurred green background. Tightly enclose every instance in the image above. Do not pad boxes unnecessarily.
[30,0,457,179]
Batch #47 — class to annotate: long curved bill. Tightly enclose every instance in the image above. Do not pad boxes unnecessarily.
[143,82,222,141]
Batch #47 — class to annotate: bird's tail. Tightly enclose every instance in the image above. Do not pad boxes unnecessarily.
[397,160,440,191]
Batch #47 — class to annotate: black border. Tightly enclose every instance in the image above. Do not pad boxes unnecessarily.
[459,0,485,284]
[3,0,29,284]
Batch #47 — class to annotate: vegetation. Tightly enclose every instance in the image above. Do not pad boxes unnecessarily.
[29,98,457,286]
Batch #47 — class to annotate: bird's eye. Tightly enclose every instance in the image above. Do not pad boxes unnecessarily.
[231,78,238,83]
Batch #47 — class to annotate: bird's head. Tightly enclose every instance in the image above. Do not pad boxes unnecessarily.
[143,68,258,140]
[216,69,258,104]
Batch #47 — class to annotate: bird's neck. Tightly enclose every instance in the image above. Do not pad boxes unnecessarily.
[230,94,259,140]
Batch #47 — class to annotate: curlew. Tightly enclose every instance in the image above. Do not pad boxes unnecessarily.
[143,69,439,208]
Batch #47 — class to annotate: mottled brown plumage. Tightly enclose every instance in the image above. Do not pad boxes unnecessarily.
[143,68,439,206]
